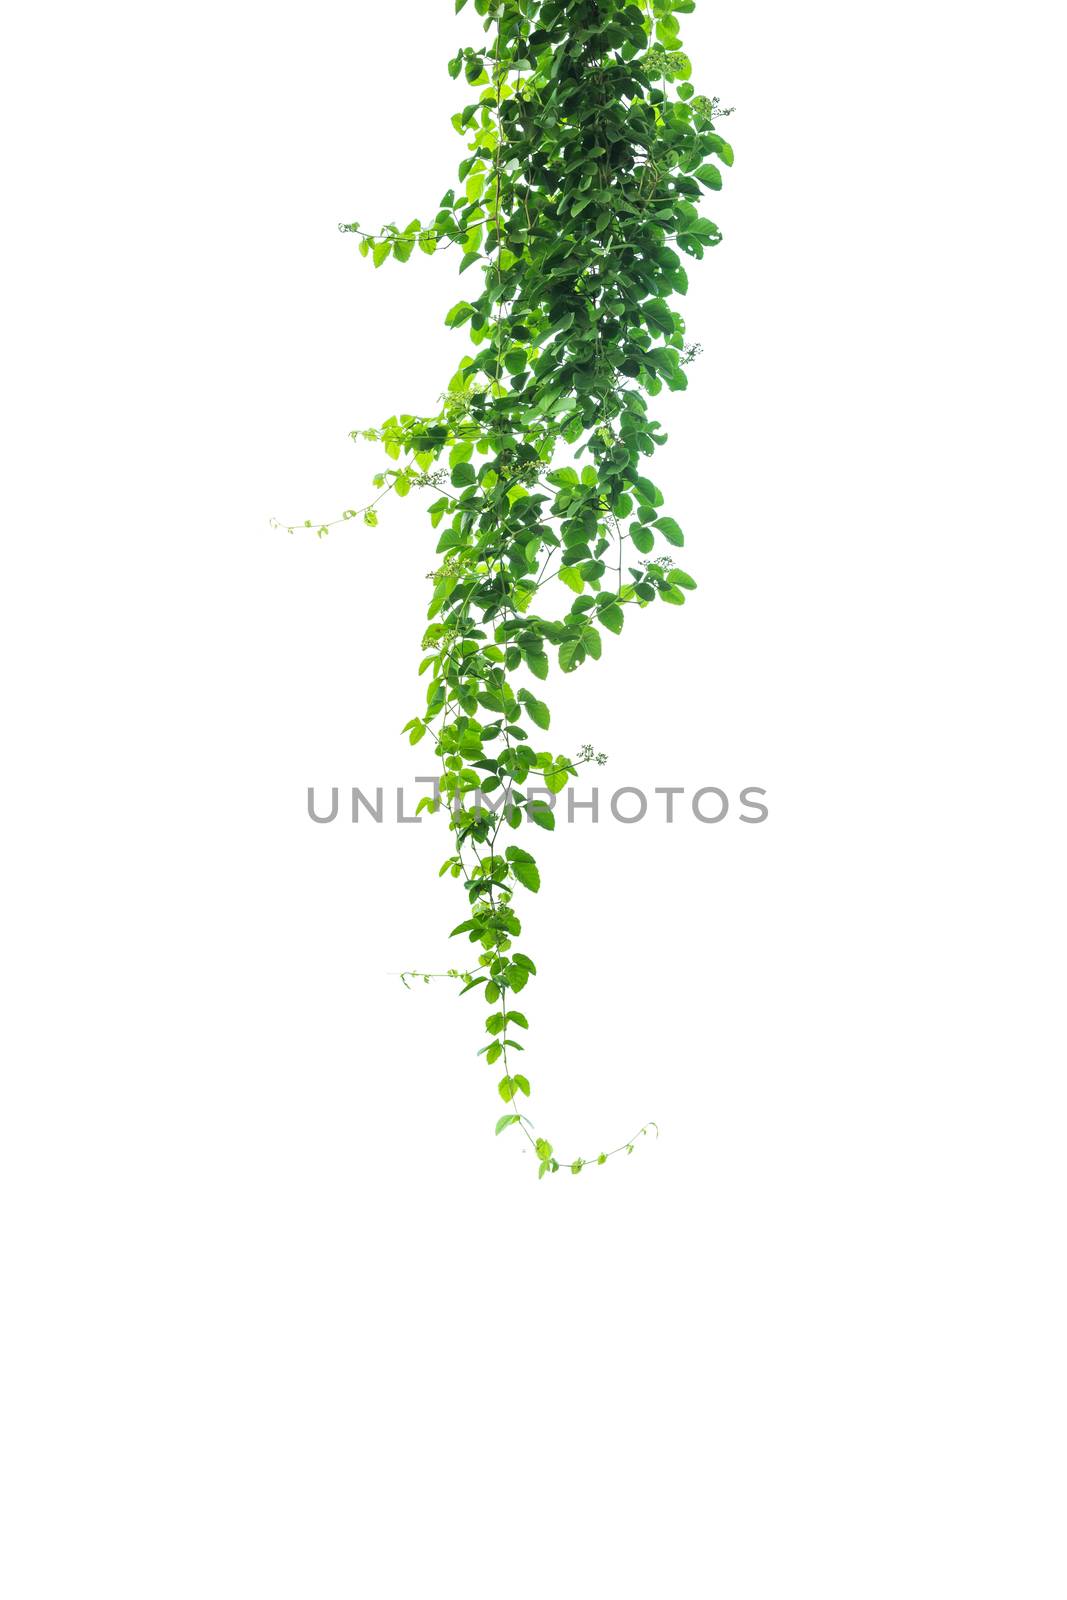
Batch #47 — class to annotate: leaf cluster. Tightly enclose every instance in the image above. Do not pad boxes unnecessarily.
[337,0,731,1173]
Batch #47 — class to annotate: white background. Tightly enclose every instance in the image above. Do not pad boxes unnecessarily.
[2,0,1064,1593]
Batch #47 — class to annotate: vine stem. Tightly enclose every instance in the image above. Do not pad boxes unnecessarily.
[394,1,659,1178]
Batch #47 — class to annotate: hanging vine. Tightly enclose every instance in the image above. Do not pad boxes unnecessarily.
[284,0,733,1177]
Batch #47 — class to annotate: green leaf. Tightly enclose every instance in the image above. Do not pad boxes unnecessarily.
[655,516,685,546]
[600,603,624,635]
[644,299,675,337]
[580,625,602,661]
[631,525,655,555]
[559,638,583,673]
[495,1114,521,1135]
[528,803,555,831]
[695,163,724,190]
[518,690,550,731]
[541,753,571,795]
[512,857,540,892]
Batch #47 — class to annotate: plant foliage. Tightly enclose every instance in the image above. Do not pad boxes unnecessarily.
[287,0,732,1177]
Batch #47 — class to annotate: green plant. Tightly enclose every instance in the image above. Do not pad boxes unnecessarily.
[285,0,732,1177]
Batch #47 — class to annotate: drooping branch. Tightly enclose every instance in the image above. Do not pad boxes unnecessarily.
[286,0,732,1178]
